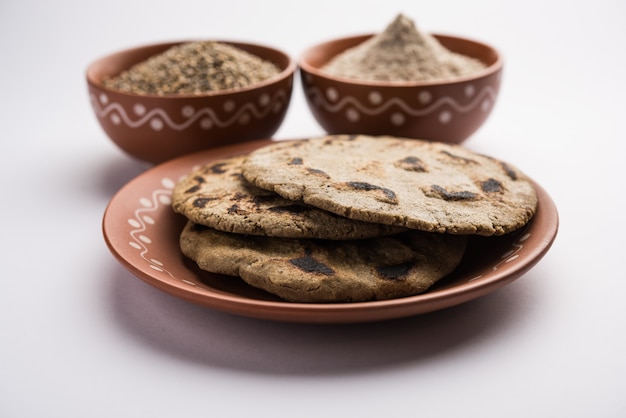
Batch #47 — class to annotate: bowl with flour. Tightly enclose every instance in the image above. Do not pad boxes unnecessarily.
[299,15,503,144]
[87,40,296,164]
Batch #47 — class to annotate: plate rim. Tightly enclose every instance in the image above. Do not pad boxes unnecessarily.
[102,138,559,323]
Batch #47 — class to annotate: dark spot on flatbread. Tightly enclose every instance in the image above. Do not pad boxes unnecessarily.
[440,150,478,164]
[396,156,427,172]
[306,167,330,178]
[290,251,335,275]
[268,204,311,214]
[431,185,477,201]
[481,178,503,193]
[376,262,413,280]
[227,204,247,215]
[184,176,205,193]
[289,157,303,165]
[501,162,518,180]
[208,162,229,174]
[232,192,248,201]
[184,185,201,194]
[346,181,397,201]
[193,197,218,208]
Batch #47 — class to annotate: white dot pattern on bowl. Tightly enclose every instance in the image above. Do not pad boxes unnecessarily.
[223,100,235,112]
[200,118,213,129]
[134,104,146,116]
[181,106,194,117]
[346,108,359,122]
[150,118,164,130]
[418,91,432,104]
[305,85,497,127]
[369,91,382,105]
[391,112,405,126]
[439,110,452,124]
[239,112,251,125]
[325,87,339,102]
[90,89,288,132]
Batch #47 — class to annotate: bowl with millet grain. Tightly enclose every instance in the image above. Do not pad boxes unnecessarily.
[299,15,503,144]
[87,40,296,164]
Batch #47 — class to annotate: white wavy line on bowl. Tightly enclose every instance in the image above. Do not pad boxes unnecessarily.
[128,187,180,281]
[305,85,497,117]
[468,232,531,282]
[90,90,287,130]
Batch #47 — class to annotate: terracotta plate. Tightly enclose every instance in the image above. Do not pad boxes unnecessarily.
[103,139,559,324]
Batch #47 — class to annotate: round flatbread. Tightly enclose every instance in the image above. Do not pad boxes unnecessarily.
[241,135,538,236]
[172,155,405,239]
[180,221,467,303]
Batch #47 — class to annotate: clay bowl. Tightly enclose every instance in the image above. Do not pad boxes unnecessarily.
[299,34,503,144]
[87,40,296,164]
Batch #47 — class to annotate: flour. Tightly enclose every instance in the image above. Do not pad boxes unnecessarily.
[321,14,486,82]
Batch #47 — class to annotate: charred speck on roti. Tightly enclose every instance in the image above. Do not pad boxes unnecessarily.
[208,162,229,174]
[346,181,397,202]
[306,167,330,178]
[289,157,303,165]
[481,178,504,193]
[227,204,247,215]
[193,197,218,208]
[268,204,311,214]
[184,185,201,194]
[395,156,428,172]
[440,150,478,164]
[231,191,248,201]
[290,251,334,275]
[430,185,477,201]
[183,175,206,193]
[376,262,413,280]
[501,162,518,180]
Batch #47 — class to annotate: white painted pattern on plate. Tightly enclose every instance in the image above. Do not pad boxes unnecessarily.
[126,177,186,281]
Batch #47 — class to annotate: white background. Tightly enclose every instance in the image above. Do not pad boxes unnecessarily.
[1,0,625,417]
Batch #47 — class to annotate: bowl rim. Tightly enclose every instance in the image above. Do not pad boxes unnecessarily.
[86,39,297,99]
[299,32,503,87]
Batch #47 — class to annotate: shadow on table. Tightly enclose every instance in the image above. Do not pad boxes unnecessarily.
[106,260,536,376]
[93,153,152,199]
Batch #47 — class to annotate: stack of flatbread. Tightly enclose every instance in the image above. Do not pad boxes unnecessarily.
[172,135,538,303]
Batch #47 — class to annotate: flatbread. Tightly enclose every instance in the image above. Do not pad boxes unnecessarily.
[180,221,467,303]
[241,135,538,236]
[172,155,405,239]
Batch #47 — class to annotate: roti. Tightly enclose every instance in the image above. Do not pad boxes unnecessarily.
[180,221,467,303]
[241,135,538,236]
[172,155,405,239]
